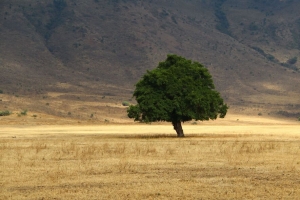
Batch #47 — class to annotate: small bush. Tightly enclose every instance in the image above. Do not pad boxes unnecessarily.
[0,89,3,94]
[122,101,130,106]
[0,110,10,116]
[298,117,300,121]
[20,109,28,116]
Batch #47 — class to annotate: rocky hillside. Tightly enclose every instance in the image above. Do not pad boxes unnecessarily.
[0,0,300,119]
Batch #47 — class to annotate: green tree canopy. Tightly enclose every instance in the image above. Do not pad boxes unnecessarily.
[127,54,228,137]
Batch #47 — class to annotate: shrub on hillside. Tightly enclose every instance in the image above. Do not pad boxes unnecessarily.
[122,101,130,106]
[0,110,10,116]
[20,109,28,116]
[0,89,3,94]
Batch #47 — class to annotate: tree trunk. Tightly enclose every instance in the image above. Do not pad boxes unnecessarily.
[172,121,184,137]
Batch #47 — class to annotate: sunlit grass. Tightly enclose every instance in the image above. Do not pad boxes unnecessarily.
[1,132,300,199]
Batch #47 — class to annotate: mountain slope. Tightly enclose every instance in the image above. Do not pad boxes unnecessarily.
[0,0,300,121]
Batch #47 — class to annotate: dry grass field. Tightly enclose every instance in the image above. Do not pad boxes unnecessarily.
[1,115,300,199]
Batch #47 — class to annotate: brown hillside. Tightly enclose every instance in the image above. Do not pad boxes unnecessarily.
[0,0,300,122]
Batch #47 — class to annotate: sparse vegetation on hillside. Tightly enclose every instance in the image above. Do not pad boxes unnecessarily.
[251,46,277,62]
[24,0,68,41]
[279,56,298,70]
[20,109,28,116]
[251,46,299,71]
[0,110,10,116]
[287,57,298,65]
[276,110,300,118]
[45,1,68,40]
[214,0,231,35]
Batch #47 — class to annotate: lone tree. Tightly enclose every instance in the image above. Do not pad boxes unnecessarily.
[127,54,228,137]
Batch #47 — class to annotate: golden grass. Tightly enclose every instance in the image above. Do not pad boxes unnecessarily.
[1,125,300,199]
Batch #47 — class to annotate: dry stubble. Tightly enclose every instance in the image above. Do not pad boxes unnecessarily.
[1,125,300,199]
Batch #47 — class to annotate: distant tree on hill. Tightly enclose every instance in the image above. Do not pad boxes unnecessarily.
[127,54,228,137]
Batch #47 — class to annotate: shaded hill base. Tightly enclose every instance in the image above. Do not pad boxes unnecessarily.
[1,90,299,125]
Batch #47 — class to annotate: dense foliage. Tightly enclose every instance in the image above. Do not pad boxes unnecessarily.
[127,54,228,137]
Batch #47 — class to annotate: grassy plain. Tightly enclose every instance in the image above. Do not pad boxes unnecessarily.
[1,115,300,199]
